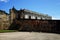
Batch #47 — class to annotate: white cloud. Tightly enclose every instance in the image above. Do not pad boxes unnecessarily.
[52,17,56,19]
[52,17,60,20]
[0,0,9,2]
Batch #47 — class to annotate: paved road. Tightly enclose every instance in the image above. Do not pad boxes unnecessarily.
[0,32,60,40]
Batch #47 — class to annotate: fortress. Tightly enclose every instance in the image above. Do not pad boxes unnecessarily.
[0,7,60,33]
[10,7,52,23]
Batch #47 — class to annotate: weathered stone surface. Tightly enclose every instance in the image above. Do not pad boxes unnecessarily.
[9,19,60,33]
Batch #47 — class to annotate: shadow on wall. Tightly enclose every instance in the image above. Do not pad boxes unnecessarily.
[8,20,20,30]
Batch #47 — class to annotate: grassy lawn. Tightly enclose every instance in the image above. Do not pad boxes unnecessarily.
[0,30,17,33]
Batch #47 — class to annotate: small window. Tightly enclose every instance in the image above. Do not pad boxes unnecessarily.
[29,16,31,19]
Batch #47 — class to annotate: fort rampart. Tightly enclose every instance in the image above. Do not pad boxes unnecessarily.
[9,19,60,33]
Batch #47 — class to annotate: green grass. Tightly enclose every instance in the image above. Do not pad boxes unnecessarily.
[0,30,17,33]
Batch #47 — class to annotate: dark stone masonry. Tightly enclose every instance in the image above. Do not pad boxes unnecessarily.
[9,19,60,34]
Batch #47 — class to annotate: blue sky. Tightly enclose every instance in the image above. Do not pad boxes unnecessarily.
[0,0,60,19]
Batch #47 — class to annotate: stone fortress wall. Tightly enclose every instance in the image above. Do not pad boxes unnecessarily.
[0,7,60,33]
